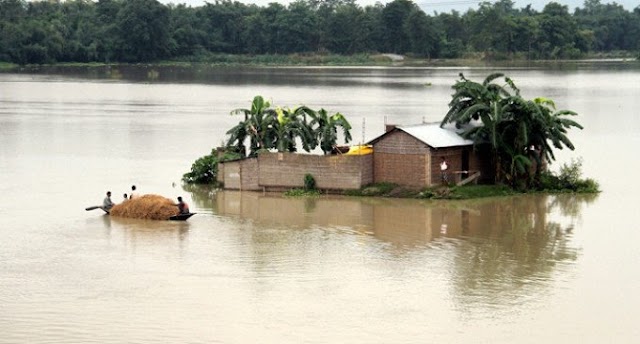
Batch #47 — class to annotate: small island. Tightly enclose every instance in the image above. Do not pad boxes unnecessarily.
[183,72,599,199]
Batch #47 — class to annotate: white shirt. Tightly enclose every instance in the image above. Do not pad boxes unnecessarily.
[440,161,448,171]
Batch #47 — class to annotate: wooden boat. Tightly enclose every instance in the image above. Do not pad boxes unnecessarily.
[169,213,196,221]
[86,206,195,221]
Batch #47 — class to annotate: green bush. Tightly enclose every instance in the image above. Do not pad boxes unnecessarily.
[284,188,321,197]
[304,173,316,191]
[538,158,600,193]
[182,149,240,184]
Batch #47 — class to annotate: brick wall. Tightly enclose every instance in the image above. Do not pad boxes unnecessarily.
[220,158,260,191]
[430,147,463,185]
[374,152,427,187]
[219,138,495,191]
[221,161,241,189]
[432,146,495,184]
[374,130,431,155]
[373,131,428,187]
[258,152,373,191]
[372,130,495,187]
[240,158,260,191]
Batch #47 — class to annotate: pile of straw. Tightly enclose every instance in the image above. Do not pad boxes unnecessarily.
[110,194,179,220]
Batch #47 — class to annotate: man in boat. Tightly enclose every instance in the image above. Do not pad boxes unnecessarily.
[103,191,115,212]
[175,196,190,214]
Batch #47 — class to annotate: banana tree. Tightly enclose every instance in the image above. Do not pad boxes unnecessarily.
[271,106,316,153]
[441,72,519,128]
[445,74,583,187]
[228,95,277,156]
[308,108,353,154]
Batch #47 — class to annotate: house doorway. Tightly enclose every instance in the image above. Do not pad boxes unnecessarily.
[461,150,469,180]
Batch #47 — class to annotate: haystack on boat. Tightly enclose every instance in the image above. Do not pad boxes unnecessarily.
[86,194,194,221]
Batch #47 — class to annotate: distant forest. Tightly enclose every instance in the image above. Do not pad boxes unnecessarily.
[0,0,639,64]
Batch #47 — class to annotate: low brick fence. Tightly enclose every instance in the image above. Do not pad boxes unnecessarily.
[219,152,373,192]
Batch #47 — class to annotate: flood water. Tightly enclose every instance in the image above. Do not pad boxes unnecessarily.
[1,62,639,343]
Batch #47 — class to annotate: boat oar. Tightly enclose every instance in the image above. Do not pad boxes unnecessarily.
[85,205,110,214]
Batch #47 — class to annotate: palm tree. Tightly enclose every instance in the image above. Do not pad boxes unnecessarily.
[308,108,353,154]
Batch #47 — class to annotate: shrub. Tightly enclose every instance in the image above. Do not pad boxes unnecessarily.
[538,157,600,193]
[284,188,321,197]
[182,149,240,184]
[304,173,316,191]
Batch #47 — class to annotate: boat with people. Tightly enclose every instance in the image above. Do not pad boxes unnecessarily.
[86,194,195,221]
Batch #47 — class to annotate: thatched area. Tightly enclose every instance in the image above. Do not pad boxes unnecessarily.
[110,194,179,220]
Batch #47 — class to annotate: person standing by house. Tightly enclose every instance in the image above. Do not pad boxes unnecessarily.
[440,157,449,184]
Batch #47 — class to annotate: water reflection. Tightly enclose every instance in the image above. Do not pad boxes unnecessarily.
[189,189,597,307]
[90,214,190,250]
[449,193,598,315]
[189,189,596,251]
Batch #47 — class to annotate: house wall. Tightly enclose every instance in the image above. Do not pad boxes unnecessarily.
[431,146,495,185]
[218,132,496,191]
[219,152,373,191]
[220,159,260,191]
[372,130,495,187]
[240,158,260,190]
[258,152,373,191]
[430,147,464,185]
[221,160,241,189]
[373,131,430,188]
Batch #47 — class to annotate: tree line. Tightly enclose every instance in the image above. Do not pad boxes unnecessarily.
[1,0,638,65]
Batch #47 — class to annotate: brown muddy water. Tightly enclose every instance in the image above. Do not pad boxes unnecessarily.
[1,63,639,343]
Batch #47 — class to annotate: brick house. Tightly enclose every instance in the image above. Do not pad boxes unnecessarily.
[218,122,495,191]
[368,123,494,187]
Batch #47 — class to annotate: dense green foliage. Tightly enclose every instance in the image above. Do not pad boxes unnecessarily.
[185,95,352,184]
[1,0,639,65]
[226,95,352,156]
[303,173,316,191]
[442,72,584,189]
[538,158,600,192]
[182,149,240,184]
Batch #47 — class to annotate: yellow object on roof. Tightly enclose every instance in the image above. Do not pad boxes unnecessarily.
[345,145,373,155]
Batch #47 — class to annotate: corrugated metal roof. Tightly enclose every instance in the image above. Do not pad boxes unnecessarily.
[397,122,474,148]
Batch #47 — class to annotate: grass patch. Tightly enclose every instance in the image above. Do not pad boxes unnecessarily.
[169,53,393,66]
[444,184,517,199]
[344,182,399,197]
[284,188,321,197]
[347,183,520,200]
[0,62,18,70]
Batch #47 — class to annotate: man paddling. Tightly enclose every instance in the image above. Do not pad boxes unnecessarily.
[103,191,114,212]
[175,196,190,214]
